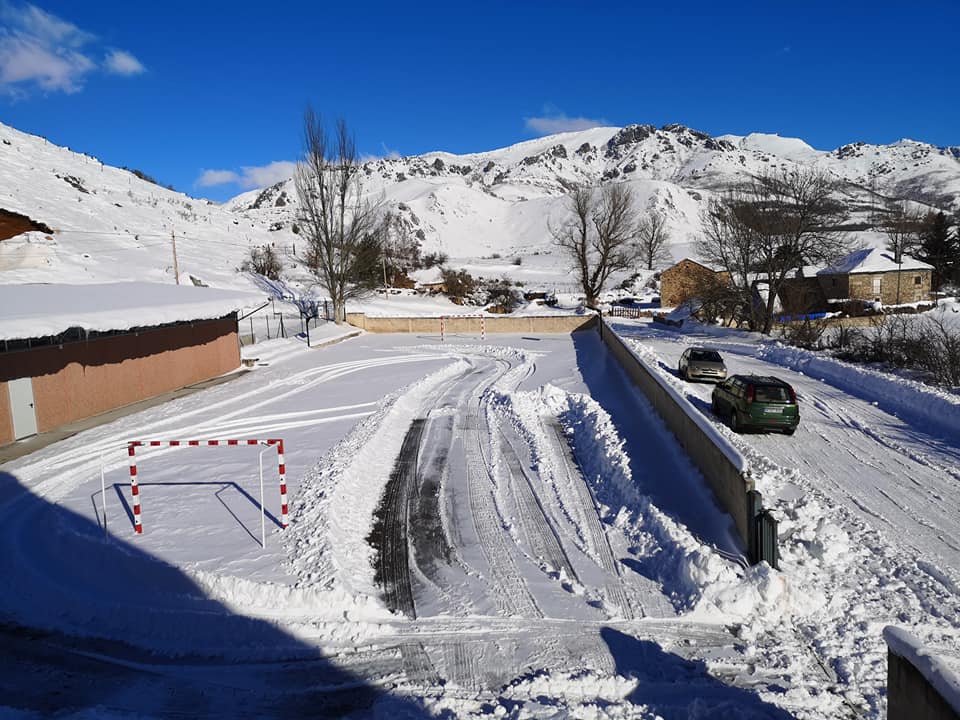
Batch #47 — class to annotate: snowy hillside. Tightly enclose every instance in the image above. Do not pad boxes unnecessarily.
[3,119,960,293]
[0,122,297,293]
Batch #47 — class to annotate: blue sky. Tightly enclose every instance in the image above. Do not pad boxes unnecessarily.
[1,0,958,202]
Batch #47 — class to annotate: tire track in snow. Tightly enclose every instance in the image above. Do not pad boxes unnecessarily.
[498,428,579,584]
[545,422,641,619]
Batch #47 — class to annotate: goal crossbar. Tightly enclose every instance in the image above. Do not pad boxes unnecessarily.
[126,438,288,535]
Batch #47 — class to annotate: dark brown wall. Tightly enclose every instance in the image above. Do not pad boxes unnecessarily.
[0,209,53,241]
[0,317,238,443]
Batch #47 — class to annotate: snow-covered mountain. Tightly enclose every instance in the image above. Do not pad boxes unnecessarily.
[228,123,960,265]
[3,119,959,292]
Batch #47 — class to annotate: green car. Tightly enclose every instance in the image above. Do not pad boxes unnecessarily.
[711,374,799,435]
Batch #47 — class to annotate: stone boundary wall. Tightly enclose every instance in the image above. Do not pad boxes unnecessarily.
[885,627,960,720]
[597,319,755,550]
[345,313,596,335]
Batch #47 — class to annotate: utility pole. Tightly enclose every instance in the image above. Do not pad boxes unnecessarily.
[171,231,180,285]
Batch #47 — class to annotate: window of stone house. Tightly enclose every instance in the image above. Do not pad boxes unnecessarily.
[914,275,921,285]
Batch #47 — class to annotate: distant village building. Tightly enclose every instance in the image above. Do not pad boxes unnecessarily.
[659,258,731,308]
[0,283,259,446]
[817,248,933,305]
[410,266,446,293]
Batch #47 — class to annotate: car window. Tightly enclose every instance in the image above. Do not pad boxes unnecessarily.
[691,351,722,362]
[755,385,790,403]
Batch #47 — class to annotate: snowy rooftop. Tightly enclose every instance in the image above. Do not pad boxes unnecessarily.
[0,282,265,341]
[818,248,933,275]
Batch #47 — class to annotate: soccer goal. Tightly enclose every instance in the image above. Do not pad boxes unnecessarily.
[439,313,486,342]
[126,438,289,536]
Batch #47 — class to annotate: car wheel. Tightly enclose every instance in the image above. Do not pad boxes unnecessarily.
[730,409,742,432]
[711,397,718,413]
[784,427,796,436]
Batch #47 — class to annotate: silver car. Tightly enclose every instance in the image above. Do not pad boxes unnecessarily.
[679,347,727,383]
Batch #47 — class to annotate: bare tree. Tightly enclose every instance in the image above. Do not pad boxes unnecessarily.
[882,202,924,304]
[696,168,850,334]
[550,183,641,308]
[380,210,421,289]
[882,202,923,263]
[295,108,384,324]
[637,207,672,270]
[241,244,283,280]
[696,196,765,330]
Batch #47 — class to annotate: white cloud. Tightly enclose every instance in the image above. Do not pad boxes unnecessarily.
[524,111,607,136]
[196,169,241,187]
[0,2,143,95]
[239,161,296,188]
[196,161,296,189]
[104,49,144,76]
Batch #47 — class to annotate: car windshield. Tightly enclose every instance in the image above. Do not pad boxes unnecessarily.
[691,350,722,362]
[755,385,791,403]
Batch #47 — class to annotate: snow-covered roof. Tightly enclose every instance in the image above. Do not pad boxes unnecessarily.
[0,282,265,342]
[409,266,445,286]
[818,248,933,275]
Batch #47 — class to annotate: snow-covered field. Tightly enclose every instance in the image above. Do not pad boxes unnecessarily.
[4,316,958,717]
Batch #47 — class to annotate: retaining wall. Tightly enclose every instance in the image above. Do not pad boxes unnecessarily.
[597,319,755,550]
[345,313,596,334]
[885,627,960,720]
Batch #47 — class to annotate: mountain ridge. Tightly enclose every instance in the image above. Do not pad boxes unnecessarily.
[2,120,958,294]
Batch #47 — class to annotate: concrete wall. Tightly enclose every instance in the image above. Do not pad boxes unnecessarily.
[888,647,960,720]
[0,381,11,445]
[597,319,755,548]
[346,313,597,335]
[0,317,239,445]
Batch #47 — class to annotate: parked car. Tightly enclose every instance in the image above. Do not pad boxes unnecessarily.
[678,347,727,382]
[711,374,799,435]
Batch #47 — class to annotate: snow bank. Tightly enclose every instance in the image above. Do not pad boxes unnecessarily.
[285,356,468,604]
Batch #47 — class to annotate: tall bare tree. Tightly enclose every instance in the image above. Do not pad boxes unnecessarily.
[696,167,850,334]
[295,108,384,324]
[637,207,672,270]
[882,202,924,304]
[882,202,923,264]
[550,183,641,308]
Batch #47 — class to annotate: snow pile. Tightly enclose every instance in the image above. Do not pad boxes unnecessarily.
[493,382,748,614]
[284,355,466,602]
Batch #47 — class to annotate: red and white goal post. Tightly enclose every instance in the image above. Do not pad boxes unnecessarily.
[439,314,485,342]
[126,438,288,535]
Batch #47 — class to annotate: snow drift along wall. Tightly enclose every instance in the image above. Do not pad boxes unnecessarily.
[597,319,759,557]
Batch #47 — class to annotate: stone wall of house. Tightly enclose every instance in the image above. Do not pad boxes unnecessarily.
[660,260,729,307]
[849,271,932,304]
[819,271,931,305]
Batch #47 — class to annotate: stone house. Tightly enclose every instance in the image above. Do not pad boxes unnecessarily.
[817,248,933,305]
[659,258,731,308]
